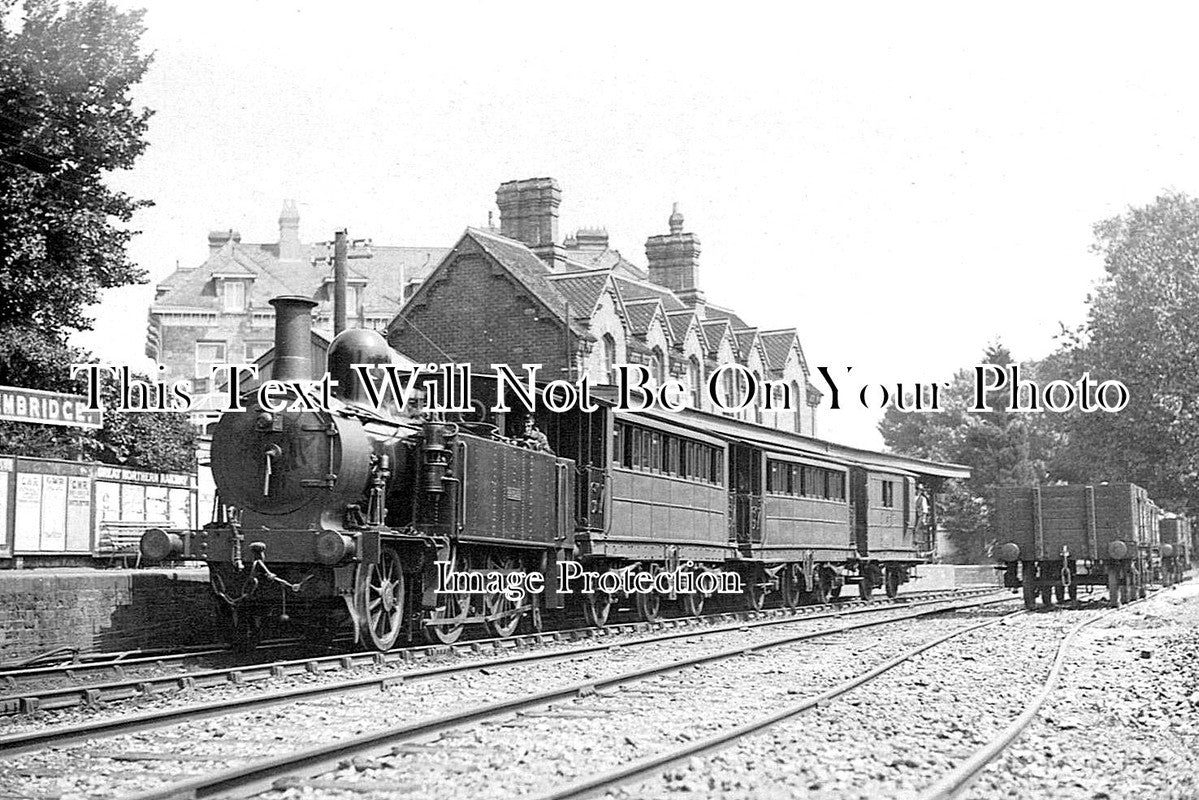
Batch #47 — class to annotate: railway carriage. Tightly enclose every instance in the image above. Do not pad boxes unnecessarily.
[142,293,971,651]
[993,483,1161,608]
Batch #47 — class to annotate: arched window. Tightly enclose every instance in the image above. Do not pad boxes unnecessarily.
[650,347,665,386]
[689,356,702,408]
[602,334,616,384]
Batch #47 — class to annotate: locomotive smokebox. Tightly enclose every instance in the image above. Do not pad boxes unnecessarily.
[269,296,319,381]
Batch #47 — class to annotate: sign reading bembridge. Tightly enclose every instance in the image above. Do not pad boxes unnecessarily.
[0,385,103,428]
[70,363,1131,415]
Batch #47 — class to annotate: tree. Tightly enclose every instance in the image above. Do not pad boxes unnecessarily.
[1049,192,1199,513]
[879,343,1046,562]
[0,326,196,471]
[0,0,153,333]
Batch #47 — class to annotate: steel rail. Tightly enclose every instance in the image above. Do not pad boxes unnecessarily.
[0,587,998,716]
[116,593,1015,800]
[915,589,1164,800]
[0,589,1004,757]
[525,610,1023,800]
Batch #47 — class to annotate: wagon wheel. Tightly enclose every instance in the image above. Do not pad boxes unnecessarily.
[1040,584,1054,608]
[1136,567,1147,599]
[483,555,524,638]
[828,578,843,600]
[583,589,613,627]
[782,564,804,609]
[682,585,706,617]
[1067,582,1078,603]
[356,548,405,651]
[1053,583,1065,603]
[1023,576,1038,610]
[1118,570,1131,605]
[1107,568,1122,608]
[858,569,874,601]
[744,573,767,612]
[884,567,901,599]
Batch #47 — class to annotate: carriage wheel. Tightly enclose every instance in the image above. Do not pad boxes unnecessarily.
[884,567,901,599]
[782,565,804,609]
[814,568,833,604]
[1107,568,1122,608]
[356,549,405,651]
[745,573,767,611]
[483,555,524,638]
[682,586,706,617]
[636,587,663,622]
[583,590,613,627]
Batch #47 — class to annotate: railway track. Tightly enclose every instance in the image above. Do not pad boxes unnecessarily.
[0,587,1011,800]
[0,591,1013,800]
[528,585,1172,800]
[0,587,998,717]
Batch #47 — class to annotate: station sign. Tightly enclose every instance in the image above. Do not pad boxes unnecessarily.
[0,385,102,429]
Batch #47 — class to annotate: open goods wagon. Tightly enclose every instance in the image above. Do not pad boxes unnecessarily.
[993,483,1159,608]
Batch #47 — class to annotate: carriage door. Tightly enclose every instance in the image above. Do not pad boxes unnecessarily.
[850,467,869,557]
[730,443,762,552]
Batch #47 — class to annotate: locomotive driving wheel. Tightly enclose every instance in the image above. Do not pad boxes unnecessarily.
[356,548,405,651]
[425,588,470,645]
[483,555,524,638]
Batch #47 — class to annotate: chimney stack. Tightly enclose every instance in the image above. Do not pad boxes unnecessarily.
[645,204,704,307]
[208,229,241,256]
[496,177,567,271]
[278,200,302,261]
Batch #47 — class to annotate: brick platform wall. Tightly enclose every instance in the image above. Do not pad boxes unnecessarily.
[0,570,219,663]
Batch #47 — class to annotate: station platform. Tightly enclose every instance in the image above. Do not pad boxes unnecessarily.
[0,566,217,665]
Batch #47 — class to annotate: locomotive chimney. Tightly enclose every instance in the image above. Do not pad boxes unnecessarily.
[269,296,319,381]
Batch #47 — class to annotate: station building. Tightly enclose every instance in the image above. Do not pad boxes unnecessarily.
[145,201,447,424]
[388,178,822,434]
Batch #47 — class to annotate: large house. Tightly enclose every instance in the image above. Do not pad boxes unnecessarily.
[146,201,447,403]
[389,178,821,434]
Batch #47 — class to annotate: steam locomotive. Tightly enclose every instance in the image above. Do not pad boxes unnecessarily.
[141,295,969,650]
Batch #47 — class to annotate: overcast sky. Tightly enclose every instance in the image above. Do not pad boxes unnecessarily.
[75,1,1199,448]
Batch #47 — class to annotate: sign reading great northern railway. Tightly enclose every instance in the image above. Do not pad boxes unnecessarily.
[0,385,102,429]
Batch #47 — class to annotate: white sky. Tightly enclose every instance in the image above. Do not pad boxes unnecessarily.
[73,1,1199,449]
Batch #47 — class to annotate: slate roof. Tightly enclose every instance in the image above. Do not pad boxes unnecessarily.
[622,299,664,336]
[704,304,752,330]
[610,275,687,311]
[155,239,448,315]
[546,270,612,320]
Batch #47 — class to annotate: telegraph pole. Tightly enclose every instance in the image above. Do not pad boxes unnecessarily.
[333,229,348,334]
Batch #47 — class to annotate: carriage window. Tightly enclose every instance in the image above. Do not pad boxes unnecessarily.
[613,425,625,467]
[881,480,895,508]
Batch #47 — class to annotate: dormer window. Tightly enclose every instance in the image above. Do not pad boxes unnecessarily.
[221,279,246,312]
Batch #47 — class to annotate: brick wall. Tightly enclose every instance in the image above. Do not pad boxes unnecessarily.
[390,248,572,375]
[0,569,219,662]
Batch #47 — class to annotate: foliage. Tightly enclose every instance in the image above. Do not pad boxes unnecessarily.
[0,0,153,333]
[0,324,195,472]
[1045,191,1199,514]
[879,343,1046,562]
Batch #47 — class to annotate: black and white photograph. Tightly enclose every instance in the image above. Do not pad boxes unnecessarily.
[0,2,1197,799]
